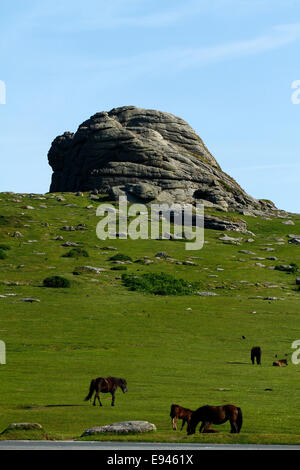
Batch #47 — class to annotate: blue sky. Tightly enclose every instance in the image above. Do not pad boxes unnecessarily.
[0,0,299,212]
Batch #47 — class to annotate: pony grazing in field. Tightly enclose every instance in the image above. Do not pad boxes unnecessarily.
[187,404,243,435]
[84,376,128,406]
[251,346,262,365]
[170,404,194,431]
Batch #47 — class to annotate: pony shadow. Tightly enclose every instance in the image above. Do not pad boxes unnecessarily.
[45,404,85,408]
[17,404,84,410]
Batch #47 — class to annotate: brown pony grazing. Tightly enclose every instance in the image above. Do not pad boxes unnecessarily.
[273,360,288,367]
[187,404,243,435]
[84,376,128,406]
[251,346,262,365]
[170,404,193,431]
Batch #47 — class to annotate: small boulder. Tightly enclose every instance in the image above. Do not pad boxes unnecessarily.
[288,238,300,245]
[282,220,295,225]
[196,291,219,296]
[155,252,169,258]
[12,231,23,238]
[81,421,156,436]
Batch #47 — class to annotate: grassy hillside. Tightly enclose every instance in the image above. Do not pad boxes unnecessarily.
[0,192,299,443]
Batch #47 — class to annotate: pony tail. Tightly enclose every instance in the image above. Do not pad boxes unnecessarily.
[237,407,243,433]
[84,379,96,401]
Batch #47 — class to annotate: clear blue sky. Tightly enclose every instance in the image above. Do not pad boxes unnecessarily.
[0,0,299,212]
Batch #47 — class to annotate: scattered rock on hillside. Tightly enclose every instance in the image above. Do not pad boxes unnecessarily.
[288,238,300,245]
[219,234,243,245]
[264,297,280,301]
[275,265,295,272]
[73,266,106,275]
[12,231,23,238]
[155,252,169,258]
[61,226,76,231]
[282,220,295,225]
[204,215,252,234]
[62,241,80,247]
[76,224,88,231]
[196,292,219,296]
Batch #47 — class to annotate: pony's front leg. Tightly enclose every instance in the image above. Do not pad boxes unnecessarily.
[200,421,211,433]
[111,392,115,406]
[172,417,177,430]
[230,421,238,433]
[93,394,97,406]
[97,394,102,406]
[180,419,186,431]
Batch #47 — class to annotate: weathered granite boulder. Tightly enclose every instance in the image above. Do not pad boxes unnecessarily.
[3,423,43,431]
[73,266,106,275]
[48,106,279,214]
[81,421,156,436]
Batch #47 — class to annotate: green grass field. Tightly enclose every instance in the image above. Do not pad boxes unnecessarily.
[0,192,299,443]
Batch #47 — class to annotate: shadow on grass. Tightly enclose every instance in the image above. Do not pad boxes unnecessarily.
[17,404,86,410]
[226,361,249,365]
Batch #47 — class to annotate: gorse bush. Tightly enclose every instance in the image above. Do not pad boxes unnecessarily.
[43,276,70,288]
[0,215,24,226]
[290,263,299,274]
[62,248,89,258]
[109,253,132,262]
[0,250,7,260]
[0,244,11,251]
[121,272,199,296]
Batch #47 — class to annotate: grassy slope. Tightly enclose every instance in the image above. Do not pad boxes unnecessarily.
[0,192,299,443]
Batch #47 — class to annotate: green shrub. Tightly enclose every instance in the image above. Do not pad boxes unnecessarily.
[0,244,11,251]
[62,248,89,258]
[121,272,199,296]
[109,253,132,262]
[0,250,7,260]
[290,263,299,274]
[43,276,70,288]
[111,266,127,271]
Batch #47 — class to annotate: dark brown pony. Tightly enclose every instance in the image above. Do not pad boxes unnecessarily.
[170,404,193,431]
[251,346,262,365]
[187,404,243,434]
[84,376,128,406]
